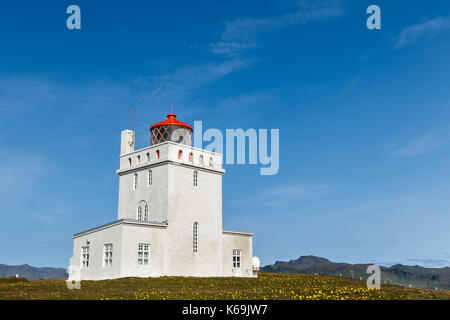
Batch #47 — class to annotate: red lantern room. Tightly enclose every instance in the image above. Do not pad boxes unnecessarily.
[150,113,193,146]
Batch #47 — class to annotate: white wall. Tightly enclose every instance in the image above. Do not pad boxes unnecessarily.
[117,142,224,223]
[120,224,167,278]
[166,163,224,276]
[117,164,169,222]
[71,223,123,280]
[120,130,134,156]
[70,222,168,280]
[222,232,254,277]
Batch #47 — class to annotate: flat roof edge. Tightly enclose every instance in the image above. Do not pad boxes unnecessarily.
[73,219,168,238]
[223,230,253,236]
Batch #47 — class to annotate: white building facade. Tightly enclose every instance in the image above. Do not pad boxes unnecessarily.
[69,114,258,280]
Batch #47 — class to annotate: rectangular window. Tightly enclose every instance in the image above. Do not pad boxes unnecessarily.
[233,249,241,268]
[104,243,113,267]
[193,222,198,253]
[138,244,150,266]
[193,171,198,187]
[81,246,90,268]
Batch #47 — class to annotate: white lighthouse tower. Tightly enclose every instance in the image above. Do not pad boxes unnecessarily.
[69,113,257,280]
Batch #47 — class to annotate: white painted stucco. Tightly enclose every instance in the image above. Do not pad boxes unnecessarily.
[69,129,257,280]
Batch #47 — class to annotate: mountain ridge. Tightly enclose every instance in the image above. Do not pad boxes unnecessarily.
[0,263,67,280]
[262,255,450,290]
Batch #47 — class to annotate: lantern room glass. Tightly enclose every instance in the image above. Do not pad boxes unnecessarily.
[150,124,193,146]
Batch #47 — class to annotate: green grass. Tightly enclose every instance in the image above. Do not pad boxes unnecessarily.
[1,273,449,300]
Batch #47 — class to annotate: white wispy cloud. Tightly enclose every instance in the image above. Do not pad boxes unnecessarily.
[214,91,276,122]
[232,183,332,207]
[0,150,43,209]
[0,77,61,114]
[338,197,421,218]
[406,258,450,268]
[135,59,250,108]
[0,2,346,145]
[395,16,450,49]
[211,0,345,57]
[218,91,275,109]
[388,126,450,157]
[28,201,75,224]
[0,66,250,142]
[140,2,345,113]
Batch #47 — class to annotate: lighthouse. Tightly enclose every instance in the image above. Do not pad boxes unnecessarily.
[69,113,257,279]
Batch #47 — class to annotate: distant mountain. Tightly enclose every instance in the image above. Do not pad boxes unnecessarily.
[262,255,450,290]
[0,264,67,280]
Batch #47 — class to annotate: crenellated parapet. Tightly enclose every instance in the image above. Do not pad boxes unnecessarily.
[117,139,224,174]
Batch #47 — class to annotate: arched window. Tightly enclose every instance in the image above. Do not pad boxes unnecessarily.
[128,158,132,167]
[133,173,138,190]
[137,200,147,221]
[178,150,182,160]
[137,206,142,220]
[144,204,148,221]
[146,152,150,161]
[156,150,160,159]
[137,155,141,165]
[148,169,152,186]
[193,170,198,187]
[199,155,203,165]
[189,152,193,163]
[193,222,198,253]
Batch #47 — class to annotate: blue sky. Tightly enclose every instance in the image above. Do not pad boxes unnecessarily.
[0,0,450,268]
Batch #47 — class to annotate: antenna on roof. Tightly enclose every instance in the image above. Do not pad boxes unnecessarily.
[129,107,135,147]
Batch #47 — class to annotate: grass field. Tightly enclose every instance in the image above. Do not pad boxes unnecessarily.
[1,272,449,300]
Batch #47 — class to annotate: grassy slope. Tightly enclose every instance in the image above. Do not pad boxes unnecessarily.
[1,273,449,300]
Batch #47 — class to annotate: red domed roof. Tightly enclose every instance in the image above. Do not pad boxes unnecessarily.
[150,114,193,131]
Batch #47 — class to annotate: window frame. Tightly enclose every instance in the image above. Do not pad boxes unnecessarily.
[233,249,241,268]
[104,243,113,267]
[193,222,198,253]
[193,170,198,187]
[133,173,138,190]
[81,246,90,269]
[148,169,152,186]
[144,204,148,221]
[138,243,150,266]
[137,206,142,220]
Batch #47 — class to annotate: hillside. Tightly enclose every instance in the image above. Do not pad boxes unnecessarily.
[261,256,450,290]
[0,264,67,280]
[1,273,449,300]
